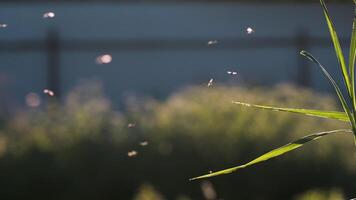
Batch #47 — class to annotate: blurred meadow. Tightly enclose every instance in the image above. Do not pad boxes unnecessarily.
[0,0,356,199]
[0,82,355,199]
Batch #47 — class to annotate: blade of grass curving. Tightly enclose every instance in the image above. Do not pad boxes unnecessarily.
[350,5,356,112]
[189,129,352,180]
[231,101,349,122]
[320,0,351,96]
[300,50,355,130]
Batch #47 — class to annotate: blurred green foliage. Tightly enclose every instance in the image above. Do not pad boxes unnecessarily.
[0,81,355,199]
[133,184,166,200]
[294,188,345,200]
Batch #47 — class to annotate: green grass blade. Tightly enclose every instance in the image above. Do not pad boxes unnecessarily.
[189,129,352,181]
[300,50,355,128]
[320,0,351,95]
[231,101,349,122]
[350,5,356,111]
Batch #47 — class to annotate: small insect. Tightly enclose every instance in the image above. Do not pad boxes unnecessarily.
[207,78,214,87]
[207,40,218,46]
[127,150,138,157]
[139,141,148,146]
[246,27,255,34]
[0,24,8,28]
[43,89,54,96]
[128,123,136,128]
[227,71,238,75]
[96,54,112,64]
[43,12,55,18]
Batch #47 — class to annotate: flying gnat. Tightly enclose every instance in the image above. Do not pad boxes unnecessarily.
[43,89,54,96]
[96,54,112,64]
[207,78,214,87]
[227,71,238,75]
[43,12,55,18]
[140,141,148,146]
[207,40,218,46]
[127,150,138,157]
[246,27,254,34]
[128,123,136,128]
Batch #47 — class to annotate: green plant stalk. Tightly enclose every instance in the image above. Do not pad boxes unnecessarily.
[349,5,356,146]
[350,4,356,145]
[350,5,356,113]
[320,0,351,97]
[232,101,350,122]
[320,0,356,142]
[190,0,356,181]
[300,50,356,135]
[190,129,352,180]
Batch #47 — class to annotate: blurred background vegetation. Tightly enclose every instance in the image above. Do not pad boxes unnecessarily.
[0,81,355,199]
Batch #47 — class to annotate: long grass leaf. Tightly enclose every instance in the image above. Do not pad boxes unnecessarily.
[350,5,356,111]
[232,101,349,122]
[320,0,351,95]
[300,50,355,129]
[189,129,352,180]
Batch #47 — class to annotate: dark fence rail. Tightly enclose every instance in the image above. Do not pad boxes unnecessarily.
[0,36,348,52]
